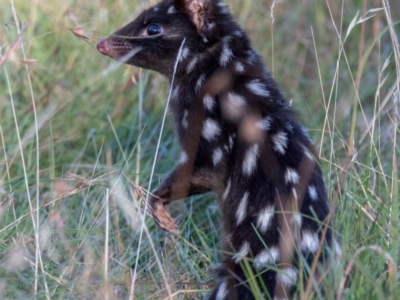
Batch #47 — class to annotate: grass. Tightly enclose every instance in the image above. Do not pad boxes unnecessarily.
[0,0,399,299]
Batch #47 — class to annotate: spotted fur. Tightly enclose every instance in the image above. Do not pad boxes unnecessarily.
[97,0,340,298]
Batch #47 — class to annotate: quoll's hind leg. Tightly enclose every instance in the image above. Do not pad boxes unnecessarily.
[208,256,275,300]
[208,271,269,300]
[209,279,239,300]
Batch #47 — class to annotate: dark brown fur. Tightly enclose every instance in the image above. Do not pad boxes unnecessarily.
[97,1,340,299]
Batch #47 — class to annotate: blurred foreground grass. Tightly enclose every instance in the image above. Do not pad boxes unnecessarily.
[0,0,399,299]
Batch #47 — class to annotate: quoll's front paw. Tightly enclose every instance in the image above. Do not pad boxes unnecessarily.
[149,198,180,235]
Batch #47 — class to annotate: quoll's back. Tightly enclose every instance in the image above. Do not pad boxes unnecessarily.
[97,0,341,298]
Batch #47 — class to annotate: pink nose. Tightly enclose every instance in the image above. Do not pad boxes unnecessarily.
[97,39,110,55]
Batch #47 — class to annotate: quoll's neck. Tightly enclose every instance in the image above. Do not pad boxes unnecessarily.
[169,38,267,96]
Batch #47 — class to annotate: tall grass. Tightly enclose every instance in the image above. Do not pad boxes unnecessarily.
[0,0,399,299]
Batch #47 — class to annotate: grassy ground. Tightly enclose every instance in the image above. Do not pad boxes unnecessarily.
[0,0,399,299]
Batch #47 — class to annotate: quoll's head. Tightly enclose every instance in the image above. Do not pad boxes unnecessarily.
[97,0,239,77]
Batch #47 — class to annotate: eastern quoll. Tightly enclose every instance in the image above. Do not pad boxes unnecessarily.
[97,0,341,298]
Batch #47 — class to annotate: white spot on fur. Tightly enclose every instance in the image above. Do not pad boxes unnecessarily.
[292,212,302,227]
[284,168,300,184]
[179,47,189,61]
[256,116,272,131]
[228,135,234,150]
[178,151,188,164]
[217,2,229,14]
[187,57,198,73]
[233,241,250,263]
[286,123,294,132]
[195,74,206,93]
[167,5,176,14]
[213,148,223,166]
[222,179,231,201]
[277,267,298,287]
[207,22,215,31]
[228,92,246,107]
[202,119,221,141]
[182,110,189,129]
[300,125,310,139]
[222,93,245,121]
[203,94,214,111]
[216,279,228,300]
[301,231,319,253]
[220,39,233,66]
[242,144,259,176]
[213,262,226,272]
[254,247,280,269]
[235,61,244,72]
[171,85,179,100]
[246,79,270,97]
[153,6,159,12]
[303,146,314,160]
[272,131,288,155]
[236,192,249,225]
[247,50,258,64]
[308,185,318,201]
[257,206,275,234]
[234,29,243,37]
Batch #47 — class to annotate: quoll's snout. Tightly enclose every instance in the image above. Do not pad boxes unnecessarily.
[96,39,112,56]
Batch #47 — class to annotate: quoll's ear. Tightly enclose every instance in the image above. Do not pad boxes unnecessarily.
[174,0,213,39]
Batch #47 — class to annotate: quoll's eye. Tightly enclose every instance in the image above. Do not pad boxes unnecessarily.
[147,24,162,35]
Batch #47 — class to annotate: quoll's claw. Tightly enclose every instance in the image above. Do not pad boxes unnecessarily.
[150,200,180,234]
